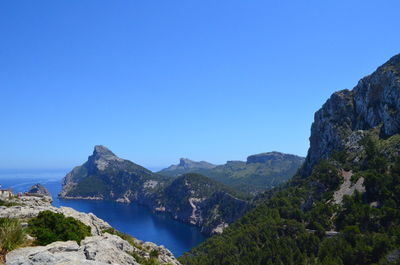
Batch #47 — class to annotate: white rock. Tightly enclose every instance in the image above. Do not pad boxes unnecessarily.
[6,233,181,265]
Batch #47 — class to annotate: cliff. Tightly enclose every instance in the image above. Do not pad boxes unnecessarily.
[302,54,400,175]
[153,173,249,235]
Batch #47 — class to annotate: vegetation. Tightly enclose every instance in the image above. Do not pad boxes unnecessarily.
[67,175,109,197]
[0,218,26,252]
[0,200,20,207]
[28,210,91,245]
[179,135,400,265]
[158,173,250,229]
[162,173,247,202]
[130,252,164,265]
[159,154,304,194]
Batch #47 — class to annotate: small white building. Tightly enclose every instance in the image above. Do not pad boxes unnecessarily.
[0,189,12,199]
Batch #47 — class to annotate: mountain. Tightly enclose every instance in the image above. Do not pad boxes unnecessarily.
[60,145,166,203]
[60,146,249,235]
[159,158,216,177]
[179,54,400,265]
[159,152,304,194]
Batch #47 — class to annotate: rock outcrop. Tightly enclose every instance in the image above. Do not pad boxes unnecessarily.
[2,195,181,265]
[331,171,365,204]
[26,183,51,196]
[0,195,110,236]
[302,54,400,175]
[6,233,180,265]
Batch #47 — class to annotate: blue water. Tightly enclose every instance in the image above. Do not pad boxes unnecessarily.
[0,170,207,256]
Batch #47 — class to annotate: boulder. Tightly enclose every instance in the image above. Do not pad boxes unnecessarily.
[26,183,51,197]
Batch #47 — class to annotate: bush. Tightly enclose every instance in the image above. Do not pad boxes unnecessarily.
[0,200,20,207]
[28,211,91,245]
[150,249,159,258]
[0,218,26,252]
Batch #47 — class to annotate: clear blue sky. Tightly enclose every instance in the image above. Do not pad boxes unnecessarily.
[1,1,399,170]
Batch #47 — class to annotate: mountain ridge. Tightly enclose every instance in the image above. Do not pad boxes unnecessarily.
[159,151,304,194]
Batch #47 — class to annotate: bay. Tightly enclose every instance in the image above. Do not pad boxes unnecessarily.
[0,170,207,256]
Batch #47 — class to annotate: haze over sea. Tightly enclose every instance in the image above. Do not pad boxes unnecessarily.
[0,170,206,257]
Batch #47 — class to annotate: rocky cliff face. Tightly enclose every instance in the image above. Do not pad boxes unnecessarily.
[302,54,400,175]
[154,173,249,235]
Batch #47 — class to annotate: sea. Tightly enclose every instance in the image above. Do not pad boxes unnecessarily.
[0,169,207,257]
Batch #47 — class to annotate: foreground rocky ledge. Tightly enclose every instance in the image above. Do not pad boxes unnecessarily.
[0,196,110,236]
[6,233,179,265]
[1,195,181,265]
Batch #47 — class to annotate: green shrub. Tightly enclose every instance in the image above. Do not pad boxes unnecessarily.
[0,200,20,207]
[0,218,26,251]
[150,249,159,258]
[28,211,91,245]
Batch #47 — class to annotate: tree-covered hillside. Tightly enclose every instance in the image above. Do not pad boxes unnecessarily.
[179,54,400,265]
[180,136,400,265]
[155,173,250,234]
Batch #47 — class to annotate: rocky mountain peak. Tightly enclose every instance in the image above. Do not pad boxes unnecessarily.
[93,145,117,159]
[88,145,123,171]
[302,53,400,175]
[179,158,194,167]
